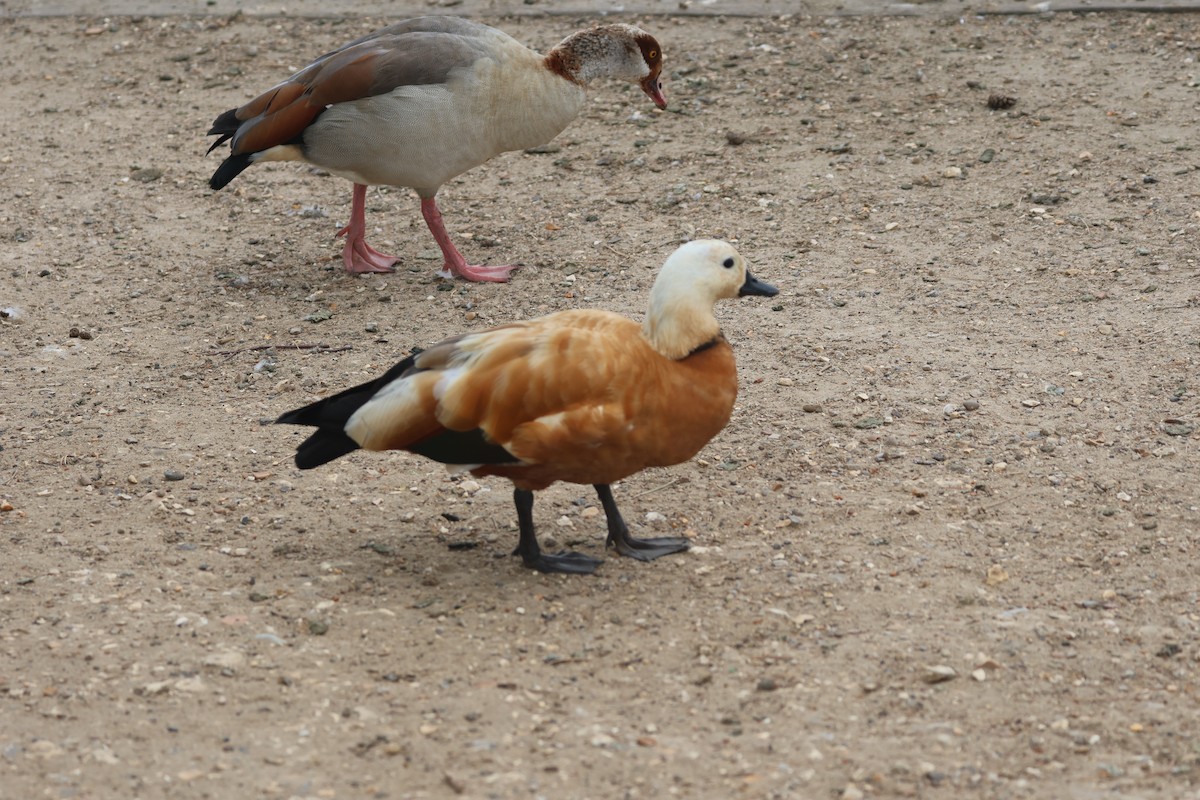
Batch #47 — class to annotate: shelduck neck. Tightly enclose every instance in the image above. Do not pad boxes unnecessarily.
[642,292,722,362]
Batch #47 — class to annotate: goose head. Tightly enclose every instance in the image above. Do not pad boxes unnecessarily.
[550,24,668,109]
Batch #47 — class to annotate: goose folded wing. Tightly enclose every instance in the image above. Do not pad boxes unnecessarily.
[215,32,495,157]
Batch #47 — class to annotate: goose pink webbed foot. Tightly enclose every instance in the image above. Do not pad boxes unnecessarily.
[420,197,519,283]
[336,184,398,274]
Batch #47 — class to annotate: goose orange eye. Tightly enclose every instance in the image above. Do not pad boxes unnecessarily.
[648,49,658,59]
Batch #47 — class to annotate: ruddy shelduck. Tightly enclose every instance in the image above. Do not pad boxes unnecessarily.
[277,240,777,573]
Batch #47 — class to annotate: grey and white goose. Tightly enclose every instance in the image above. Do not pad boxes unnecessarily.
[207,17,667,280]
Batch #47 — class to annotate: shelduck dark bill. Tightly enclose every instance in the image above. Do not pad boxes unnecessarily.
[276,241,778,574]
[206,16,667,280]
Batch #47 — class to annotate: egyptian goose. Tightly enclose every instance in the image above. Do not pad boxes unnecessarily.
[207,17,667,280]
[277,240,778,574]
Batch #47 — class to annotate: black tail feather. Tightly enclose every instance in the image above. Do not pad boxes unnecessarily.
[209,153,254,191]
[292,428,361,470]
[276,353,422,470]
[208,107,242,138]
[207,107,250,189]
[206,133,233,156]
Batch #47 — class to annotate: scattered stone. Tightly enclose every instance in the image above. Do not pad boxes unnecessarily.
[308,619,329,636]
[963,398,980,411]
[756,677,779,692]
[202,650,246,670]
[131,167,163,182]
[175,676,205,692]
[1156,643,1182,658]
[987,93,1017,109]
[841,784,865,800]
[923,665,957,684]
[985,565,1010,586]
[943,166,963,179]
[802,403,822,413]
[978,148,995,163]
[164,469,185,481]
[1162,419,1194,437]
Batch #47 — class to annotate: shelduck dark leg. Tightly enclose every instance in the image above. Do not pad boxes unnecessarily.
[421,196,519,283]
[511,488,602,574]
[595,484,690,561]
[336,184,398,274]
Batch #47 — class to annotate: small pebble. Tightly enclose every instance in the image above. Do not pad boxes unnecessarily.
[1161,420,1193,437]
[963,398,980,411]
[756,677,779,692]
[943,166,963,179]
[131,167,163,183]
[923,665,957,684]
[164,469,185,481]
[802,403,822,413]
[842,784,865,800]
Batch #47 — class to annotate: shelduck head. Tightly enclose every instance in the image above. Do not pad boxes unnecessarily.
[643,240,778,359]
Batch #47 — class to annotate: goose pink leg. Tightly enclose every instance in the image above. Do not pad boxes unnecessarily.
[335,184,398,274]
[420,197,519,283]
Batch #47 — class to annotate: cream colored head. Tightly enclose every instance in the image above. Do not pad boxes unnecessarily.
[642,240,777,360]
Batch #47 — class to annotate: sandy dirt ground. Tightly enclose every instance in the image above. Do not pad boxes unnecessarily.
[2,7,1199,800]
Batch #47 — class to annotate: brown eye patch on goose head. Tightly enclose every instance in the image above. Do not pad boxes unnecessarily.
[634,33,667,109]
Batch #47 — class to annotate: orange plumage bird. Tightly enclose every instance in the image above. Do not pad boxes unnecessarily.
[276,240,777,573]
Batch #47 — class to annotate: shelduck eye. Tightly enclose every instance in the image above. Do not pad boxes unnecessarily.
[722,257,735,269]
[648,49,658,60]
